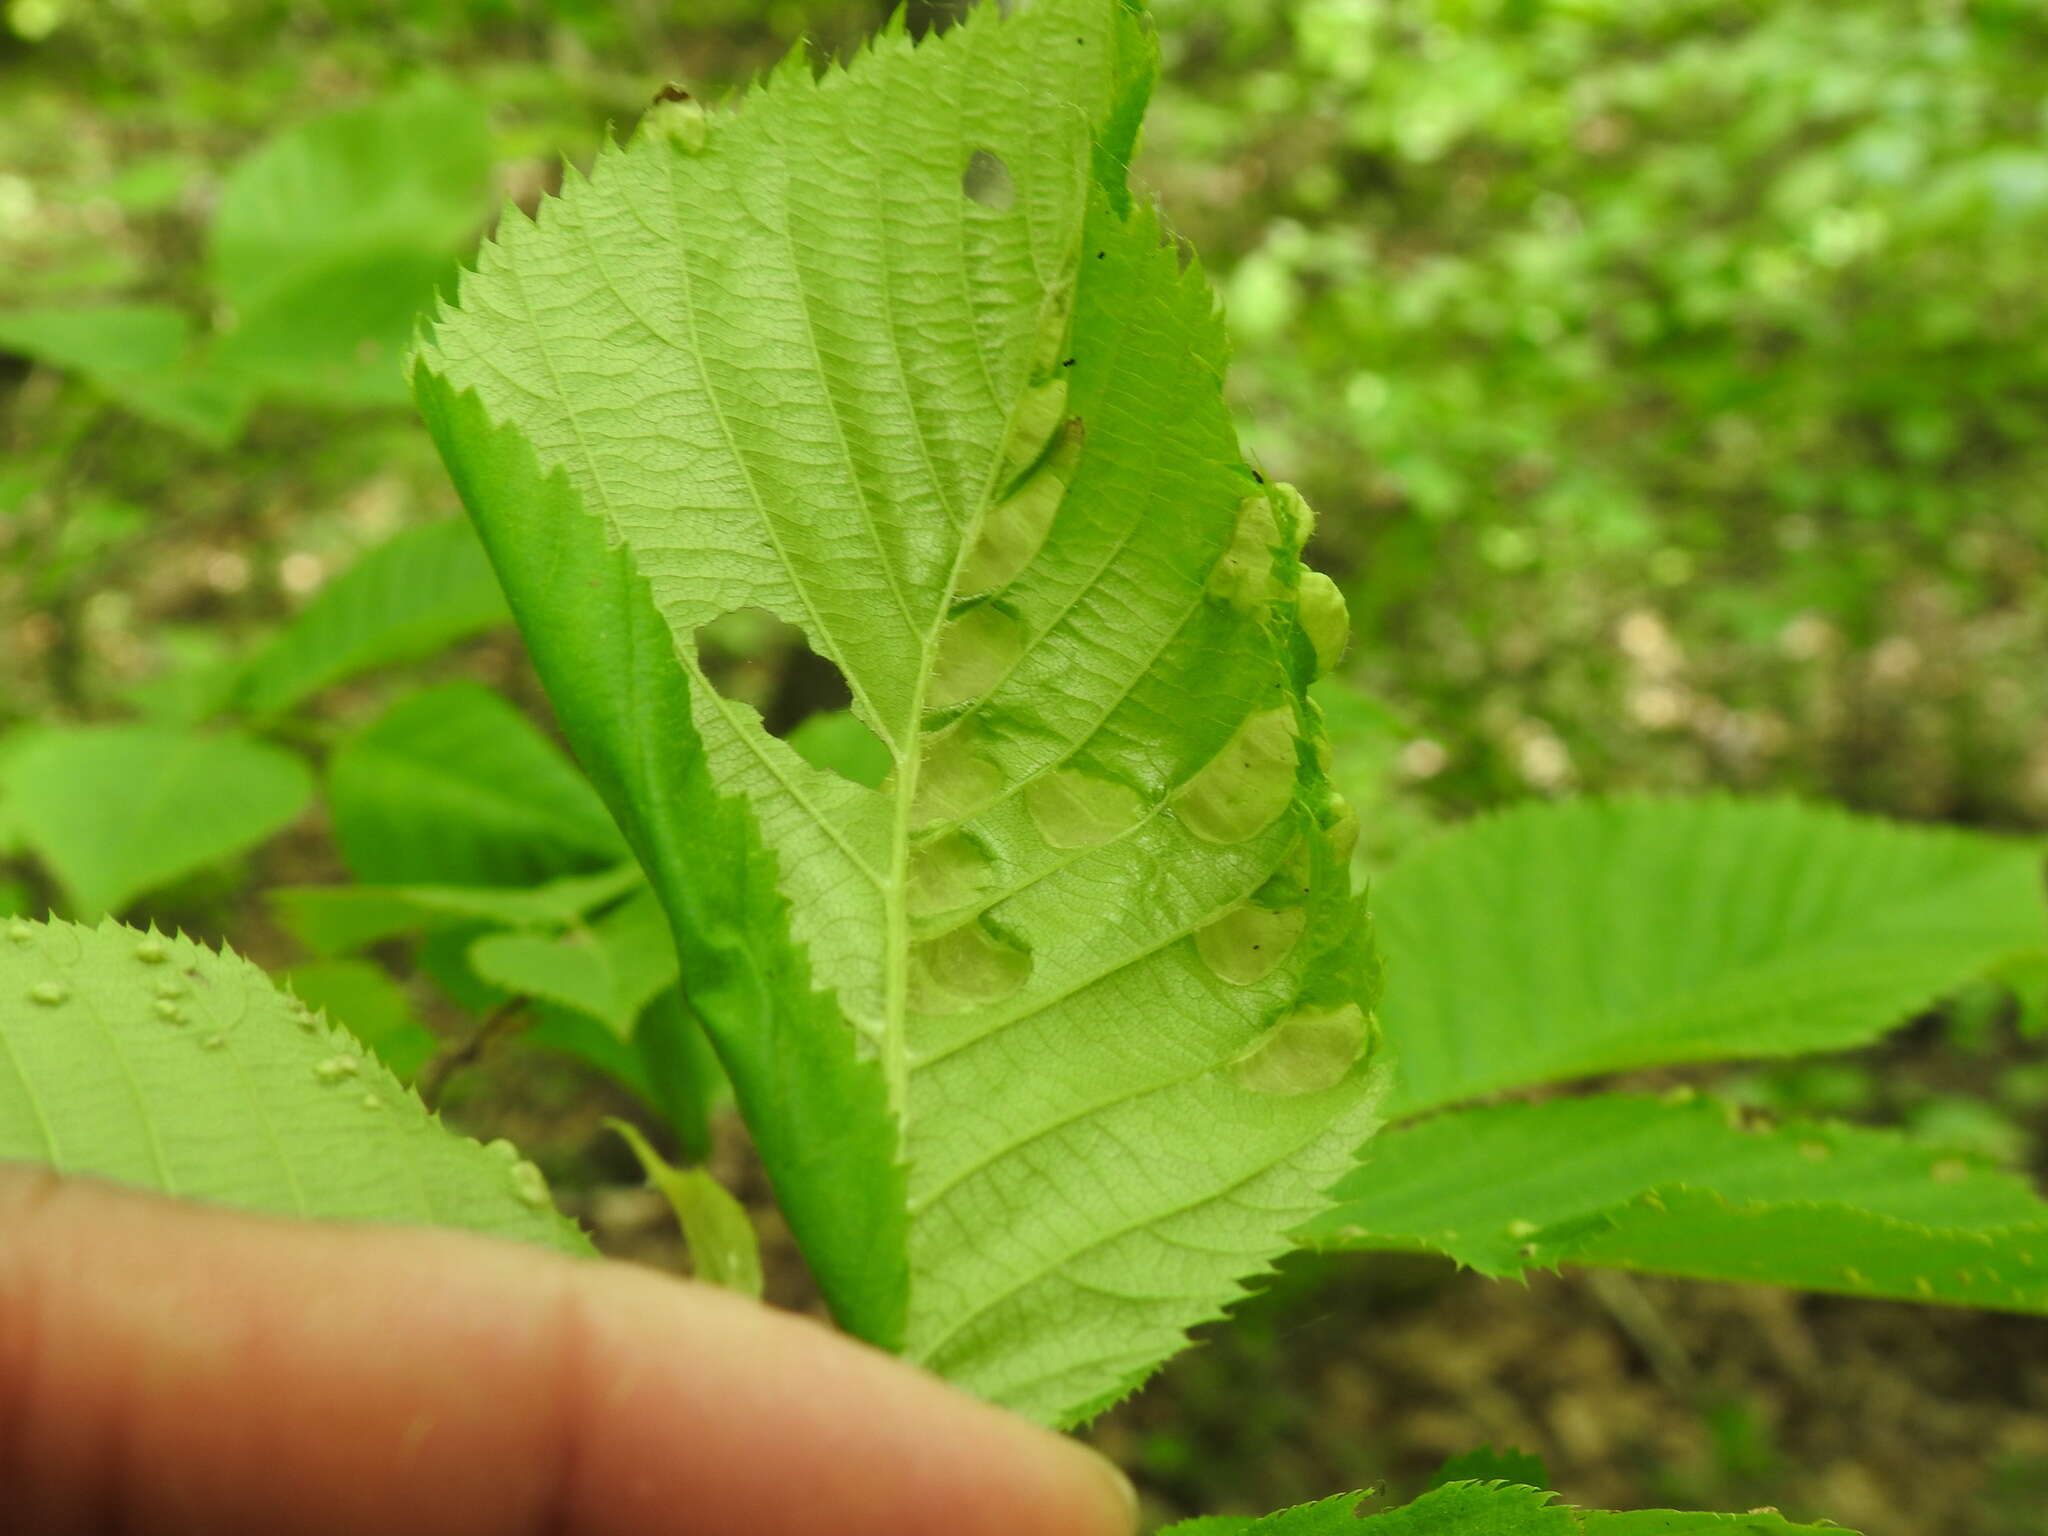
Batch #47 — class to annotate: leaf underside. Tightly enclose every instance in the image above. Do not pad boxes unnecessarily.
[0,917,590,1255]
[1305,1092,2048,1313]
[1374,795,2046,1117]
[415,0,1380,1423]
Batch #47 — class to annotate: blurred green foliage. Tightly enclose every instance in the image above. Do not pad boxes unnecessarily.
[1138,0,2048,817]
[4,3,2048,1530]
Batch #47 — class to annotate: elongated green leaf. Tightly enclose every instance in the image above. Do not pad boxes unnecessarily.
[0,917,588,1253]
[327,681,627,885]
[414,0,1380,1424]
[237,519,509,716]
[469,886,678,1036]
[0,303,251,445]
[0,725,312,916]
[1305,1092,2048,1310]
[607,1117,763,1296]
[270,863,646,956]
[1162,1486,1854,1534]
[1376,797,2045,1116]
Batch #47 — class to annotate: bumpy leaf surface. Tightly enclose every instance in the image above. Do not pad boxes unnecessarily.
[1305,1092,2048,1312]
[1159,1486,1856,1534]
[1374,796,2045,1116]
[414,0,1379,1422]
[0,917,589,1253]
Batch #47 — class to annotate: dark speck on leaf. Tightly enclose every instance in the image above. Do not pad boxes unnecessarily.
[652,83,692,105]
[1096,251,1106,259]
[1251,469,1265,484]
[1061,357,1076,368]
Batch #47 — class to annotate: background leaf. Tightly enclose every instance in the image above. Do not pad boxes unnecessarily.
[0,916,589,1253]
[1374,797,2046,1116]
[1159,1485,1856,1534]
[0,724,312,915]
[0,303,250,445]
[1306,1092,2048,1311]
[207,77,492,406]
[467,885,677,1037]
[326,680,627,885]
[235,518,509,715]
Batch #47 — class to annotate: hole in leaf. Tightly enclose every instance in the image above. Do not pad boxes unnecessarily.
[962,149,1016,210]
[694,607,854,739]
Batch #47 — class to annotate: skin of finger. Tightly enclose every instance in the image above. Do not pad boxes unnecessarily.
[0,1166,1136,1536]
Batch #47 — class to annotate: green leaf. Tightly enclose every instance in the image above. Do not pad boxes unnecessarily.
[0,725,312,916]
[414,0,1380,1423]
[468,886,678,1036]
[208,78,492,407]
[1375,797,2045,1116]
[1428,1447,1550,1492]
[1305,1092,2048,1311]
[327,681,627,886]
[0,303,251,445]
[1162,1486,1855,1535]
[282,958,437,1081]
[270,863,646,956]
[0,917,589,1254]
[236,519,510,716]
[607,1116,762,1296]
[785,708,893,790]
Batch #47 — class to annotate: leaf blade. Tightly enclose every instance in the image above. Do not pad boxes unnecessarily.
[0,917,588,1254]
[1374,796,2046,1116]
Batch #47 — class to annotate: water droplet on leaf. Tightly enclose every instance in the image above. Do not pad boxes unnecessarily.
[1230,1002,1367,1096]
[908,919,1032,1014]
[153,999,185,1024]
[200,1032,227,1051]
[1025,766,1148,850]
[1505,1218,1541,1240]
[6,919,31,945]
[153,980,185,1000]
[1175,707,1299,844]
[1194,900,1307,986]
[361,1093,384,1112]
[926,604,1027,711]
[135,936,168,964]
[27,982,67,1007]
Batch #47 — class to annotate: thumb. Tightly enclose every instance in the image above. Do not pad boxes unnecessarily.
[0,1165,1137,1536]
